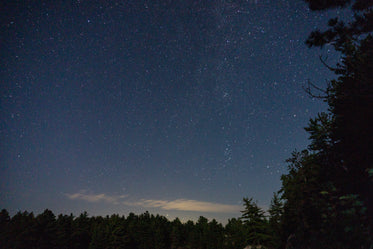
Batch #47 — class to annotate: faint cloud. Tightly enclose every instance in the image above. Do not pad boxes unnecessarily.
[124,199,241,213]
[65,190,128,204]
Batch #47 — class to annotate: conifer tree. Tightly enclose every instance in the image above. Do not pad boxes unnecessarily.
[280,0,372,248]
[240,198,270,247]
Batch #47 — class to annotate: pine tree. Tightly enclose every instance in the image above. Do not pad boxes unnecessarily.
[0,209,10,249]
[225,218,246,249]
[268,193,283,249]
[280,0,373,248]
[240,198,270,248]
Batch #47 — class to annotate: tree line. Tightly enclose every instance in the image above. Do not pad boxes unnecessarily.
[0,197,282,249]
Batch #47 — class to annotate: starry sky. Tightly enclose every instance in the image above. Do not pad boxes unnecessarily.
[1,0,347,223]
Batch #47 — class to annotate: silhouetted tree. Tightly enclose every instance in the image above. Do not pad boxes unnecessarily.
[35,209,57,249]
[0,208,263,249]
[184,220,198,249]
[72,211,91,249]
[89,216,109,249]
[279,0,373,248]
[0,209,10,249]
[225,218,246,249]
[170,218,184,249]
[268,193,283,249]
[207,219,224,249]
[240,198,271,247]
[56,213,74,249]
[8,211,38,249]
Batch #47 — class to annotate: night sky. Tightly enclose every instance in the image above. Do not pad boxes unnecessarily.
[1,0,346,223]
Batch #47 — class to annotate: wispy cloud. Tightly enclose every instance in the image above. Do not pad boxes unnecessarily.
[65,191,241,213]
[124,199,241,213]
[65,191,128,204]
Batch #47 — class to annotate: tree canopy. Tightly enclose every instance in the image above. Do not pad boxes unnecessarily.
[0,204,285,249]
[279,0,372,248]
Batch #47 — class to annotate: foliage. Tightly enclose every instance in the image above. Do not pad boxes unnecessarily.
[268,193,283,249]
[0,201,287,249]
[279,0,373,248]
[240,198,269,247]
[0,209,247,249]
[225,218,247,249]
[239,196,285,249]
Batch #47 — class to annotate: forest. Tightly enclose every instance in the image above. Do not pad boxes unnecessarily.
[0,197,281,249]
[1,0,372,248]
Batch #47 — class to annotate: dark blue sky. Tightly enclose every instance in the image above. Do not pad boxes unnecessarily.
[1,0,345,222]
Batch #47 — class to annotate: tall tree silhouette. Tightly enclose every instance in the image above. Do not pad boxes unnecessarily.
[280,0,372,248]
